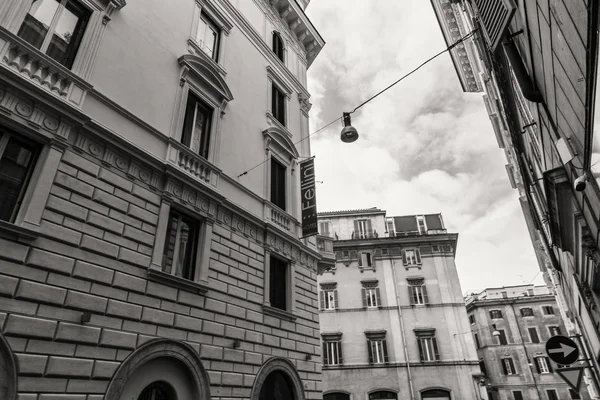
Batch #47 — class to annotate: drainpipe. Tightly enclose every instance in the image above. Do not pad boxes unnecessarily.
[391,260,415,400]
[510,303,542,400]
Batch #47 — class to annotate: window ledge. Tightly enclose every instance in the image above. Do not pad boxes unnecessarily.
[0,220,40,241]
[266,112,292,138]
[147,268,208,294]
[187,38,227,76]
[262,304,297,321]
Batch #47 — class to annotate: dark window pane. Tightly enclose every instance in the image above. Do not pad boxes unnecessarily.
[259,371,295,400]
[547,390,558,400]
[46,1,90,68]
[369,391,397,400]
[498,330,507,345]
[273,32,284,61]
[324,394,350,400]
[570,389,581,399]
[269,256,287,310]
[529,328,540,343]
[272,86,285,126]
[0,135,40,222]
[513,391,523,400]
[137,381,174,400]
[270,158,286,210]
[421,390,450,399]
[161,210,199,281]
[17,0,60,49]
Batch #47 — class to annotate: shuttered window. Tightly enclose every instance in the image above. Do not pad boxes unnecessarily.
[408,284,429,305]
[417,336,440,361]
[367,339,388,364]
[323,340,343,365]
[402,249,422,265]
[534,356,552,374]
[320,289,338,310]
[362,287,381,308]
[549,326,561,336]
[501,357,516,375]
[528,327,540,343]
[471,0,516,51]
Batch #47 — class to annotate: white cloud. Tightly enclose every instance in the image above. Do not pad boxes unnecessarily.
[306,0,543,292]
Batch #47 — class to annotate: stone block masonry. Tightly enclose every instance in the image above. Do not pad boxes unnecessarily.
[0,149,322,399]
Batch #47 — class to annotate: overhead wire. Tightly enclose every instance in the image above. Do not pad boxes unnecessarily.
[237,29,478,178]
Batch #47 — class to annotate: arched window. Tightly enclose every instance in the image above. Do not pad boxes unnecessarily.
[369,391,397,400]
[259,371,295,400]
[138,381,175,400]
[273,32,284,62]
[421,389,451,399]
[324,393,350,400]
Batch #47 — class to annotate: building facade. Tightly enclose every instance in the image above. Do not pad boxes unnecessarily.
[430,0,600,397]
[466,284,589,400]
[0,0,325,399]
[316,208,485,400]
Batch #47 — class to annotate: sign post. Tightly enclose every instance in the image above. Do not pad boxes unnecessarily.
[546,335,583,392]
[300,157,318,238]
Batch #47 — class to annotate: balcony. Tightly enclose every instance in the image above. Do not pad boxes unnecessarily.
[166,139,220,188]
[389,229,448,237]
[264,202,301,237]
[317,235,335,274]
[351,231,379,240]
[0,27,90,107]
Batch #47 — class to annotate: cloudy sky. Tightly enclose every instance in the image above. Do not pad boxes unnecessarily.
[304,0,545,294]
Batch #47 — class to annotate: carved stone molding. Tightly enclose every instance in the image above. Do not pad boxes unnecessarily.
[298,92,312,114]
[103,0,127,24]
[266,230,318,271]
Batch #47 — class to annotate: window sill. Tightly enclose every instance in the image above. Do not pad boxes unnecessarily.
[147,268,208,294]
[262,304,297,321]
[0,220,40,241]
[187,38,227,76]
[266,112,292,137]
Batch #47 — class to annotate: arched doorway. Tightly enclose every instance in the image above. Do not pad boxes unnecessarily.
[258,370,296,400]
[0,334,17,400]
[251,358,305,400]
[369,391,397,400]
[105,339,210,400]
[324,392,350,400]
[421,389,451,400]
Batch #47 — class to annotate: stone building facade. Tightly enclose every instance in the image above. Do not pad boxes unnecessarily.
[316,208,485,400]
[0,0,325,399]
[467,285,589,400]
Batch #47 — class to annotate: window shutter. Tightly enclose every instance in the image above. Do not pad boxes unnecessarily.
[334,289,339,309]
[546,357,553,372]
[323,342,329,365]
[362,288,367,307]
[367,340,373,364]
[366,219,373,237]
[402,250,408,265]
[472,0,517,51]
[501,359,508,375]
[338,341,343,364]
[422,285,429,304]
[382,340,389,362]
[415,248,422,264]
[534,357,541,373]
[417,338,424,361]
[320,291,325,310]
[366,252,372,266]
[374,249,382,258]
[509,358,516,374]
[432,337,440,360]
[358,252,363,267]
[375,288,381,307]
[408,287,415,305]
[353,220,359,238]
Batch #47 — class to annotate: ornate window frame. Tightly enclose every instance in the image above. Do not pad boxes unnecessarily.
[169,54,233,169]
[263,250,297,320]
[0,89,73,240]
[1,0,127,81]
[266,66,292,130]
[263,125,298,217]
[188,0,233,74]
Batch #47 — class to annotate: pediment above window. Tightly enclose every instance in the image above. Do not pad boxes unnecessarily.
[413,328,436,337]
[263,126,299,160]
[179,54,233,103]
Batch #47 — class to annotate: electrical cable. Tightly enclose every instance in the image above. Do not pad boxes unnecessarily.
[236,29,478,178]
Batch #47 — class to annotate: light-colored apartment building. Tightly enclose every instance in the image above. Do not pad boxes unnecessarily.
[316,208,485,400]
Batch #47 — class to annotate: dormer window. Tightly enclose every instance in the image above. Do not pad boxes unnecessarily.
[17,0,91,69]
[273,31,285,62]
[196,11,220,61]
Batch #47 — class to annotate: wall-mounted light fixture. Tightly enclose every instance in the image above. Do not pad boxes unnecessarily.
[305,354,312,361]
[492,324,501,337]
[233,339,241,349]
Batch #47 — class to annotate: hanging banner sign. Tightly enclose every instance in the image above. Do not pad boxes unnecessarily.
[300,157,318,238]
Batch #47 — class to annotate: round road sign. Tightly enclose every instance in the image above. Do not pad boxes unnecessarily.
[545,335,579,365]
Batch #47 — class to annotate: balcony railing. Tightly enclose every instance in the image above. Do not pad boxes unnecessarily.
[389,229,448,237]
[317,235,335,263]
[166,140,220,188]
[0,27,90,107]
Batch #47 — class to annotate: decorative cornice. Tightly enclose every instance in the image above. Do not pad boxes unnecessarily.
[298,92,312,115]
[265,228,319,271]
[179,54,234,102]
